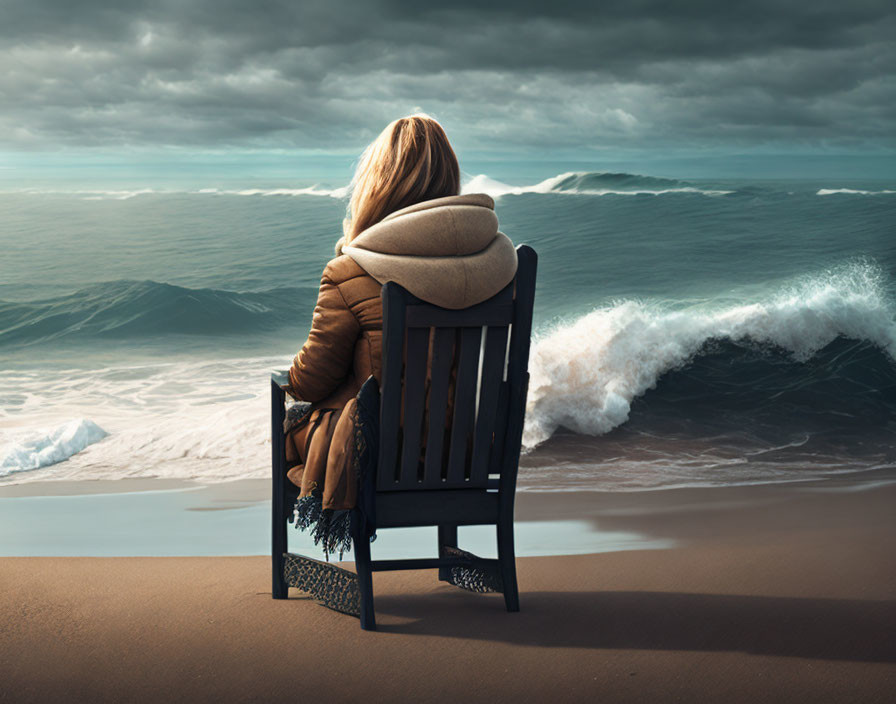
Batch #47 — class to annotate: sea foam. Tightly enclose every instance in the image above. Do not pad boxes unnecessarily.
[0,357,280,484]
[10,175,892,202]
[12,185,350,200]
[217,186,350,198]
[5,171,733,202]
[462,171,733,198]
[1,419,108,476]
[817,188,896,196]
[523,260,896,448]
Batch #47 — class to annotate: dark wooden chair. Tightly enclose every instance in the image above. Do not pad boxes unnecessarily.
[271,244,537,630]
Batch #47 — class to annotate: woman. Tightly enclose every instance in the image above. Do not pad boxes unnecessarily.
[283,114,518,547]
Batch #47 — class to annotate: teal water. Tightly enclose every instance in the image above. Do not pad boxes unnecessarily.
[1,172,894,490]
[0,489,673,557]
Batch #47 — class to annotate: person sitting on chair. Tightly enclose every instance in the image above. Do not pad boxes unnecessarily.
[283,113,518,522]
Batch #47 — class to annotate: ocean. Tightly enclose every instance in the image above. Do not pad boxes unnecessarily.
[1,171,894,491]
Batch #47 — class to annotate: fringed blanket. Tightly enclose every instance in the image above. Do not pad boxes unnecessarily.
[285,376,380,559]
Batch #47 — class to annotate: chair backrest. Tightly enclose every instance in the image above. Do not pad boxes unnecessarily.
[376,244,537,492]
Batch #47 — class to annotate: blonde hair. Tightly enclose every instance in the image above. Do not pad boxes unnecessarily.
[337,113,460,252]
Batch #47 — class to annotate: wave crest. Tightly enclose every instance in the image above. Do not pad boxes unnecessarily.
[206,186,350,198]
[462,171,733,198]
[523,260,896,448]
[817,188,896,196]
[0,280,314,345]
[11,185,350,200]
[8,171,743,201]
[1,419,108,476]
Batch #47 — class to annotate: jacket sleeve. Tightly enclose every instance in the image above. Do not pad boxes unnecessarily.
[287,267,360,403]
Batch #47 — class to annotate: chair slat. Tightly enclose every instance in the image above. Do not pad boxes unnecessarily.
[489,380,510,476]
[445,326,482,484]
[488,326,514,476]
[377,285,406,490]
[398,326,429,487]
[469,325,509,484]
[497,247,538,488]
[422,327,455,486]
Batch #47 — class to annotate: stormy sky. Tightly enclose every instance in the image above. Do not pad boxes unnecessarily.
[1,0,894,163]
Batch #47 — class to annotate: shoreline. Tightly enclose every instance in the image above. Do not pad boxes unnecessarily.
[2,470,895,559]
[2,462,894,499]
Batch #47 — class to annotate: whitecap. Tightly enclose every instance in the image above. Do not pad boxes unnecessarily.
[225,185,349,198]
[523,260,896,448]
[1,419,108,476]
[461,171,733,198]
[817,188,896,196]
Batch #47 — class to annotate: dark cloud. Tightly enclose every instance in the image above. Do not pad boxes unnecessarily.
[0,0,893,153]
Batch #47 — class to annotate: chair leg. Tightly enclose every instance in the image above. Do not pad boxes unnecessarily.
[272,554,288,599]
[352,513,376,630]
[272,498,289,600]
[271,379,289,600]
[497,518,520,612]
[437,524,458,581]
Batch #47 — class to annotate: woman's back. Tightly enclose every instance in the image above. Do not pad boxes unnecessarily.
[287,192,517,406]
[282,114,516,532]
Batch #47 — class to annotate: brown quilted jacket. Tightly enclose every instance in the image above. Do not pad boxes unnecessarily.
[287,255,383,406]
[283,193,518,510]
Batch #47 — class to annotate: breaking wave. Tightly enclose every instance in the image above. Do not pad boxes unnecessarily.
[6,171,737,201]
[9,175,894,202]
[462,171,734,197]
[0,357,279,484]
[817,188,896,196]
[196,186,350,198]
[10,185,350,200]
[1,419,108,476]
[523,260,896,448]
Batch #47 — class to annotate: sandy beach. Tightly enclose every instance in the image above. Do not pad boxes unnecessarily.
[3,2,896,701]
[2,477,894,703]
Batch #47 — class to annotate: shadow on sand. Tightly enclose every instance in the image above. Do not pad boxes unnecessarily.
[372,589,896,662]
